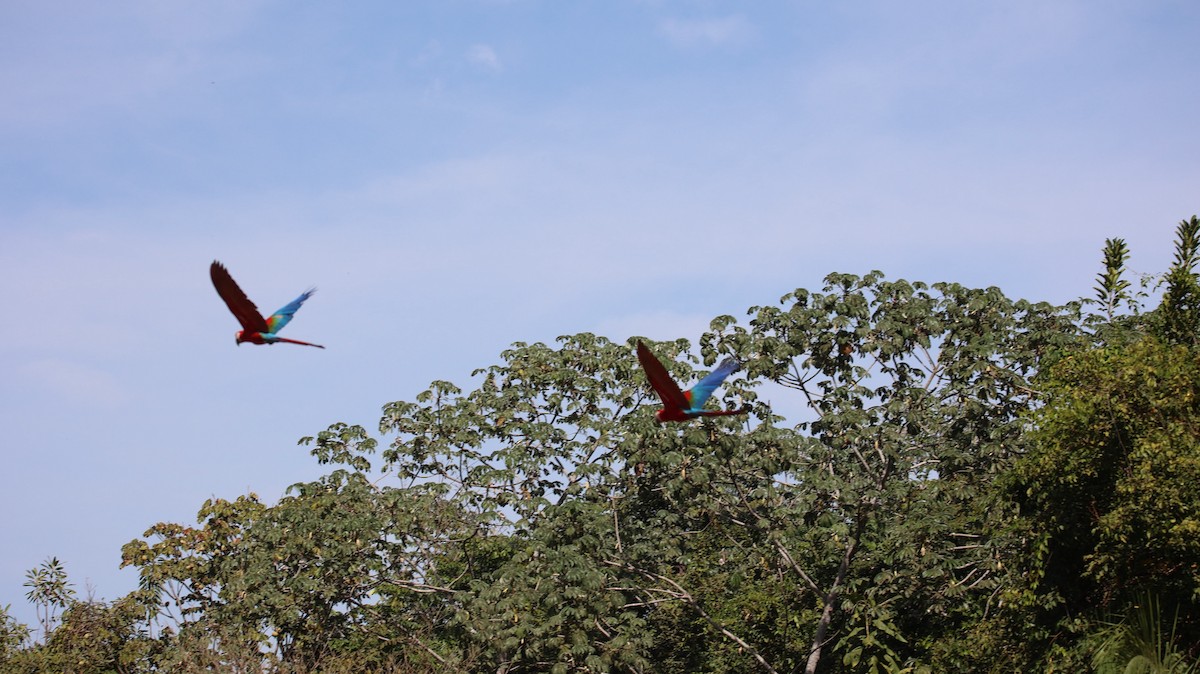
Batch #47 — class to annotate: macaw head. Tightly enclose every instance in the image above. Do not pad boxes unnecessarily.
[235,330,246,345]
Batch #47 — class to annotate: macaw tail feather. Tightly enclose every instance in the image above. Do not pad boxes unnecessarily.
[696,405,749,418]
[273,336,326,349]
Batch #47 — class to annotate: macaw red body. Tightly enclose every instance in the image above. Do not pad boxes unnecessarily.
[636,340,747,422]
[210,261,325,349]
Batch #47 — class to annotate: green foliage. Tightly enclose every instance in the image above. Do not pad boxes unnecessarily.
[1010,219,1200,666]
[1095,237,1132,320]
[1015,338,1200,639]
[715,274,1078,672]
[120,470,481,671]
[23,557,74,641]
[1092,595,1197,674]
[360,272,1076,672]
[1155,216,1200,346]
[3,565,160,674]
[0,606,30,663]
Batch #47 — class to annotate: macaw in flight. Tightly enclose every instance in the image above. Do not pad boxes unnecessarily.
[209,261,325,349]
[636,340,747,422]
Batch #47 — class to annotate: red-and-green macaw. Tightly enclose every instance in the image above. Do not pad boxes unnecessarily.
[210,261,325,349]
[636,340,747,422]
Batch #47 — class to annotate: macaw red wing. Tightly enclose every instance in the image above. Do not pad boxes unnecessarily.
[210,261,269,333]
[636,340,690,414]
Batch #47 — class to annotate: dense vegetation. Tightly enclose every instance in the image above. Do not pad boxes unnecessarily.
[4,219,1199,673]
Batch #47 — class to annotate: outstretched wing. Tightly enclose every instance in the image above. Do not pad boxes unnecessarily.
[210,261,269,333]
[265,288,315,334]
[636,341,690,414]
[685,357,741,410]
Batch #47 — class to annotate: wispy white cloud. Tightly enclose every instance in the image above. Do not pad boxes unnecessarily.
[659,15,753,48]
[466,43,503,72]
[410,39,444,67]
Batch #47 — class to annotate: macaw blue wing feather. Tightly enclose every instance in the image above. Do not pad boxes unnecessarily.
[265,288,316,334]
[685,357,741,411]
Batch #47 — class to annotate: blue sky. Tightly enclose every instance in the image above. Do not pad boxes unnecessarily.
[1,1,1197,625]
